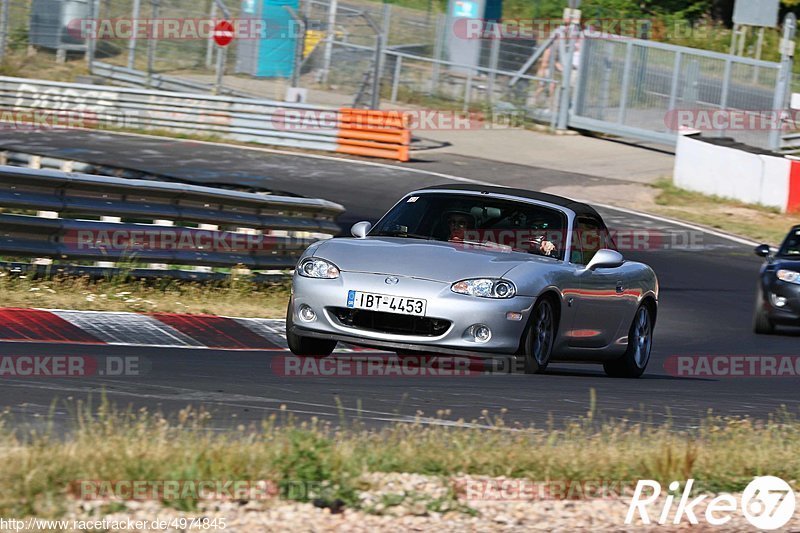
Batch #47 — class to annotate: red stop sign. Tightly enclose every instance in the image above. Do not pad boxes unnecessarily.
[213,20,235,47]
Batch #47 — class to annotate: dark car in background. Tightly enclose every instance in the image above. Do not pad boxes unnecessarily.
[754,225,800,334]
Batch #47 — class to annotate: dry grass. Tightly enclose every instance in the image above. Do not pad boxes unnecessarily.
[652,179,800,245]
[0,400,799,517]
[0,273,290,318]
[0,50,91,82]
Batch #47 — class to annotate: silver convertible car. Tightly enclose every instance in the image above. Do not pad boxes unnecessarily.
[287,185,659,378]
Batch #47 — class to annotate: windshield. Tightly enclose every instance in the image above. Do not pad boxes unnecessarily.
[370,193,568,260]
[778,227,800,257]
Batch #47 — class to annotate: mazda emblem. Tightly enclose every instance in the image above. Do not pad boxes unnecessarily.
[385,276,399,285]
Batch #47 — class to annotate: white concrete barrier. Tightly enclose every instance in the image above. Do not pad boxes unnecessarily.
[674,135,799,213]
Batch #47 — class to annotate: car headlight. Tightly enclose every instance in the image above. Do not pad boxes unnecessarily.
[777,269,800,284]
[451,279,516,298]
[298,258,340,279]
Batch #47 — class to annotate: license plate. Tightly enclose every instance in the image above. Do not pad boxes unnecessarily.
[347,290,427,316]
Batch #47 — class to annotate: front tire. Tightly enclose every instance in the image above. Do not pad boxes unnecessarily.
[604,303,653,378]
[523,297,557,374]
[753,289,775,335]
[286,300,337,356]
[753,309,775,335]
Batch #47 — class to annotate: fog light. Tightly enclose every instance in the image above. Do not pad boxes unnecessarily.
[470,324,492,343]
[299,304,317,322]
[770,293,788,308]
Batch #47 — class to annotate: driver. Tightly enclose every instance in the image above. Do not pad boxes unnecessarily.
[445,210,475,242]
[527,232,558,257]
[444,211,557,257]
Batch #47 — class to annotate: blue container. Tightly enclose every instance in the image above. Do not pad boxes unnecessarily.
[256,0,299,78]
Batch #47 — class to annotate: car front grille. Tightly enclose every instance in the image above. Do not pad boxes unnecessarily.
[328,307,451,337]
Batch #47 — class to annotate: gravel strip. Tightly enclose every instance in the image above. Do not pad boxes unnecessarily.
[22,473,800,532]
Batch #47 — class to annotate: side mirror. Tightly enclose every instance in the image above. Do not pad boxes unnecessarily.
[754,244,771,258]
[350,221,372,239]
[585,249,624,271]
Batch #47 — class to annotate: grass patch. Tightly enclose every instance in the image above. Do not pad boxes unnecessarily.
[652,178,800,245]
[0,400,799,518]
[0,51,90,82]
[0,272,291,318]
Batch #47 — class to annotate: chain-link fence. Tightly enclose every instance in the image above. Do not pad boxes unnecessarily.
[571,33,789,150]
[4,0,795,150]
[1,0,560,120]
[98,0,243,92]
[3,1,236,76]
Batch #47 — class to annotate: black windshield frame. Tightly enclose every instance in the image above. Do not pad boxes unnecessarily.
[777,227,800,258]
[369,193,570,260]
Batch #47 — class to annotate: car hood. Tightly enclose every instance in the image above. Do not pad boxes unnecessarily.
[770,258,800,272]
[312,237,554,283]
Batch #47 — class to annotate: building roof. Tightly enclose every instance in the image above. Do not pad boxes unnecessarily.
[417,184,601,218]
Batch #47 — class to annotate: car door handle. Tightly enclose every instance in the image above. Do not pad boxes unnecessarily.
[615,281,624,294]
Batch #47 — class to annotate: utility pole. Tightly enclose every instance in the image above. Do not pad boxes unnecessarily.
[556,0,581,130]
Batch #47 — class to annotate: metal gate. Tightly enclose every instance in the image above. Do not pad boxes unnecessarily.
[568,24,794,152]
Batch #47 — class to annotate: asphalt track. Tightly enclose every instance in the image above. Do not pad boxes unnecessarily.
[0,129,798,431]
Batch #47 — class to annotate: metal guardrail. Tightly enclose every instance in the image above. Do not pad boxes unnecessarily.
[0,75,343,153]
[781,131,800,154]
[0,261,290,284]
[92,62,254,98]
[0,166,344,272]
[0,150,166,182]
[0,75,411,160]
[2,152,92,174]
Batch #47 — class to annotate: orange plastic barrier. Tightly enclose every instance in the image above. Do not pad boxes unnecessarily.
[336,107,411,162]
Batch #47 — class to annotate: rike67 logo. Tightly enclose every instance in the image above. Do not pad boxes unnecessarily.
[626,476,795,530]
